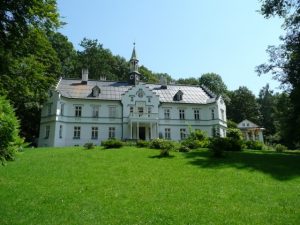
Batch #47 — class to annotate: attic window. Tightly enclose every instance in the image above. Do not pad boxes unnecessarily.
[174,90,183,101]
[92,86,100,97]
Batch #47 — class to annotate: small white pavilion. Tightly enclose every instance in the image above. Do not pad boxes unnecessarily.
[237,119,264,143]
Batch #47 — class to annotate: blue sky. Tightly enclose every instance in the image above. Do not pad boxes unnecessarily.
[57,0,284,95]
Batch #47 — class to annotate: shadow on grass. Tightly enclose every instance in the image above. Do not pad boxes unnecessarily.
[149,155,175,159]
[184,150,300,181]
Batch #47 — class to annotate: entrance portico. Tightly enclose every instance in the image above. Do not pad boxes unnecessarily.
[129,121,159,140]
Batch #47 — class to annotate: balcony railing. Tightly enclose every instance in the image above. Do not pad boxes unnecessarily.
[128,112,159,121]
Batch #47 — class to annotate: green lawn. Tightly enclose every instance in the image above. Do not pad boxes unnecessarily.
[1,147,300,225]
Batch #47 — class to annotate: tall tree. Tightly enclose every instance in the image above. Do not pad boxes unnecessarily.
[257,0,300,148]
[199,73,229,101]
[0,1,61,141]
[257,84,276,139]
[48,32,77,77]
[227,86,261,124]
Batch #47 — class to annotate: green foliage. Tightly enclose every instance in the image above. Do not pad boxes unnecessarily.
[275,144,288,153]
[227,128,243,141]
[101,139,124,149]
[227,87,261,124]
[0,96,23,163]
[258,0,300,149]
[199,73,228,97]
[0,0,60,48]
[181,129,209,149]
[47,32,77,77]
[149,139,175,157]
[227,120,237,128]
[178,145,190,152]
[83,142,95,150]
[245,141,264,150]
[177,77,199,85]
[209,137,226,157]
[136,140,149,148]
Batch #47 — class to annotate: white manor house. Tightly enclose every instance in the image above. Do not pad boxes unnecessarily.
[38,47,227,147]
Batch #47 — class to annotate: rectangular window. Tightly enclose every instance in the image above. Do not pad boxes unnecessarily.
[130,106,134,114]
[109,106,116,118]
[73,126,81,139]
[211,109,215,120]
[91,127,98,139]
[138,107,143,116]
[194,109,200,120]
[59,125,63,139]
[164,109,170,119]
[109,127,115,139]
[92,105,99,118]
[148,107,151,115]
[147,97,151,102]
[180,128,186,140]
[221,109,225,121]
[75,106,82,117]
[45,126,50,139]
[60,103,64,116]
[165,128,171,140]
[179,109,185,120]
[47,103,52,116]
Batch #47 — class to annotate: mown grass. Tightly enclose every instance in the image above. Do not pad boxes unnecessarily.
[0,147,300,225]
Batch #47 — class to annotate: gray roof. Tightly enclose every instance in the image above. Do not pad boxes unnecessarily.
[56,78,215,104]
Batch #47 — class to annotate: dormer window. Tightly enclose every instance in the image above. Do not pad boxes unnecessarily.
[174,90,183,101]
[92,86,100,97]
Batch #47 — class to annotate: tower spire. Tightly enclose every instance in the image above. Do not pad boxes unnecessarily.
[129,43,140,85]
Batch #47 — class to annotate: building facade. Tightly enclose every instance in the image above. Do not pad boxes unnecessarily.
[38,47,227,147]
[237,119,264,143]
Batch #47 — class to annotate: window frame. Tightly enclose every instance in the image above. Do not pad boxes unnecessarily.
[179,109,185,120]
[91,127,98,140]
[73,126,81,139]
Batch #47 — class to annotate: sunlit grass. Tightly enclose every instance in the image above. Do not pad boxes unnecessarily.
[0,147,300,225]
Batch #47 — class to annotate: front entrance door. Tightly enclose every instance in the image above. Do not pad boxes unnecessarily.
[139,127,146,140]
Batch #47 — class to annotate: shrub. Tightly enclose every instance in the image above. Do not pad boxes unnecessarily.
[245,140,264,150]
[275,144,287,153]
[149,139,164,149]
[83,142,94,149]
[149,139,175,157]
[227,128,243,141]
[136,140,149,148]
[179,145,190,152]
[101,138,123,149]
[209,137,226,157]
[0,96,23,164]
[181,129,210,149]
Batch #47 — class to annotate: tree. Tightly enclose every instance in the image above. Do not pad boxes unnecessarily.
[227,86,261,124]
[75,38,126,81]
[0,0,62,142]
[0,0,60,48]
[257,84,276,139]
[0,28,61,140]
[0,96,22,164]
[48,32,77,77]
[257,0,300,148]
[177,77,199,85]
[199,73,229,101]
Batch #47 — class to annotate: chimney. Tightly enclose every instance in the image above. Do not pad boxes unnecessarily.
[81,69,88,84]
[160,76,167,89]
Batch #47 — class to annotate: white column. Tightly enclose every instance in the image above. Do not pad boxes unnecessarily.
[137,122,139,140]
[149,123,152,140]
[130,121,132,139]
[156,122,158,139]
